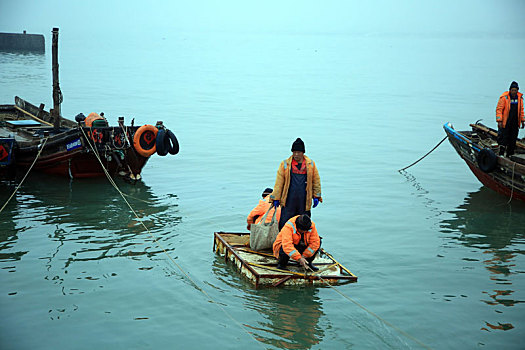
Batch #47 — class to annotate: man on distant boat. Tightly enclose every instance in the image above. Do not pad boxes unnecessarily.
[273,214,320,271]
[246,187,281,230]
[496,81,524,156]
[270,138,322,230]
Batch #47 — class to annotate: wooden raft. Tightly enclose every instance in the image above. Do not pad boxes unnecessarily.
[213,232,357,288]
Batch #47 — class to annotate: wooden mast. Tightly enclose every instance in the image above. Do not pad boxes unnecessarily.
[51,27,62,129]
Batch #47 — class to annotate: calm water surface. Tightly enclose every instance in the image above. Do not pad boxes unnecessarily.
[1,30,525,349]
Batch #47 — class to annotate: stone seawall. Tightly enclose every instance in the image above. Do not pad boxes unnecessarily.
[0,32,45,52]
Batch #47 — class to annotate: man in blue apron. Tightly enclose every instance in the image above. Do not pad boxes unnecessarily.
[270,138,322,230]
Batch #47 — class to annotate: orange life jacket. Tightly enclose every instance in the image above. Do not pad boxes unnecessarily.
[247,195,281,225]
[496,91,524,127]
[273,215,320,261]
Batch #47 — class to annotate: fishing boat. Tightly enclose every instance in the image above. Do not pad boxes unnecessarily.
[443,121,525,201]
[213,232,358,288]
[0,28,179,181]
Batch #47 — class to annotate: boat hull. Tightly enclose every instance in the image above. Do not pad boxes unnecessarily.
[444,122,525,202]
[14,148,148,178]
[464,159,525,202]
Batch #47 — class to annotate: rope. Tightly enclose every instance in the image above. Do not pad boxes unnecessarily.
[78,127,263,348]
[85,127,152,205]
[244,246,430,348]
[0,137,48,214]
[507,162,516,204]
[398,136,447,172]
[120,192,155,204]
[306,266,432,350]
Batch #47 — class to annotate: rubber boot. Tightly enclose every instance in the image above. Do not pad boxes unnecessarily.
[277,248,290,270]
[277,262,288,270]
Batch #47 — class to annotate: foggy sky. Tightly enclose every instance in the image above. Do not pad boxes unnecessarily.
[1,0,524,38]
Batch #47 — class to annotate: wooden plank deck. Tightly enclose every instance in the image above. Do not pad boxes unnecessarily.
[213,232,357,288]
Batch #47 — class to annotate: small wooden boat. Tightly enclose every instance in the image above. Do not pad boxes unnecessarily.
[444,121,525,201]
[213,232,358,288]
[0,97,180,180]
[0,28,179,181]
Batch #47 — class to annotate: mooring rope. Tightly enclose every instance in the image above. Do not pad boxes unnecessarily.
[398,136,448,172]
[120,192,155,204]
[79,127,264,348]
[507,162,516,204]
[305,267,432,350]
[0,137,48,214]
[248,251,431,349]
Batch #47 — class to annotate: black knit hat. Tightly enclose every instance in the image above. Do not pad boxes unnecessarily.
[291,138,305,153]
[510,81,519,90]
[262,188,273,197]
[296,214,311,231]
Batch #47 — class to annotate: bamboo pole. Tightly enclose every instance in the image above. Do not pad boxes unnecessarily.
[13,106,53,126]
[247,262,306,276]
[320,248,356,277]
[51,28,61,129]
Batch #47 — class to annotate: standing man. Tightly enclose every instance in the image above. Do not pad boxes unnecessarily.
[496,81,524,156]
[270,138,322,230]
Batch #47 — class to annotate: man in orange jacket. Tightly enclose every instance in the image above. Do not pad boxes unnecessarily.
[273,214,320,271]
[270,138,322,230]
[247,187,281,230]
[496,81,524,156]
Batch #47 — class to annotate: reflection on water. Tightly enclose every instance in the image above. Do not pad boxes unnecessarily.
[0,50,46,64]
[0,51,48,92]
[440,187,525,251]
[245,287,324,349]
[440,187,525,332]
[0,174,181,323]
[399,170,443,220]
[211,259,324,349]
[1,174,182,323]
[0,173,182,264]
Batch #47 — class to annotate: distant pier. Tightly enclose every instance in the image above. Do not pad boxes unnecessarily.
[0,31,45,53]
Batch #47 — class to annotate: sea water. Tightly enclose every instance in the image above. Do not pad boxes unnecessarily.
[1,2,525,349]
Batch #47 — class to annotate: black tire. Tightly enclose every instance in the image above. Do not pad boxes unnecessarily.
[166,129,179,155]
[156,129,169,156]
[477,148,497,173]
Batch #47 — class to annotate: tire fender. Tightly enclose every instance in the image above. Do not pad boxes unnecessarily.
[166,129,179,155]
[156,129,169,156]
[477,148,497,173]
[156,129,179,156]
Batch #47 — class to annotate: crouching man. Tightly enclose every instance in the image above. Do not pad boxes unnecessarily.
[272,214,320,271]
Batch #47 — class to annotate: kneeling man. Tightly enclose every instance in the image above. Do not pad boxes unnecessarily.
[273,214,320,271]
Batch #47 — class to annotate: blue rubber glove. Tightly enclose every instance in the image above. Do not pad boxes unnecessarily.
[313,198,319,208]
[273,200,280,207]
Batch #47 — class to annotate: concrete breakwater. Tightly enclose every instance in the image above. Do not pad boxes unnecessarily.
[0,31,45,52]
